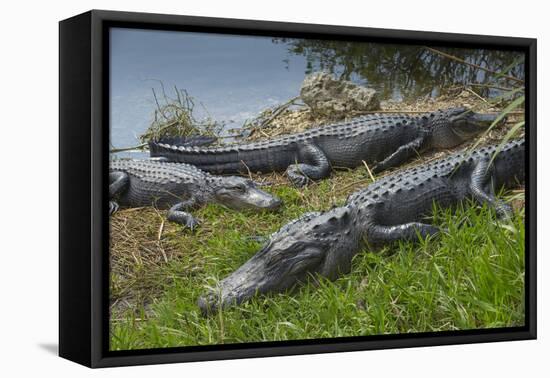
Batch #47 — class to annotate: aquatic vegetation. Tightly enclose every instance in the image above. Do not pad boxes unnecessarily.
[139,85,225,144]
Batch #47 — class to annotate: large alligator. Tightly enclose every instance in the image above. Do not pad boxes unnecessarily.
[150,107,498,187]
[198,138,525,314]
[109,159,281,229]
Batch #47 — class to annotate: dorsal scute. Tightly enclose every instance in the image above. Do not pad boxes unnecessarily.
[109,159,207,184]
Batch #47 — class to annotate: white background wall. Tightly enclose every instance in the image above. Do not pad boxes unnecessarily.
[0,0,546,376]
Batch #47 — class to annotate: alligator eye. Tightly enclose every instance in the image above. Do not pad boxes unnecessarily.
[233,185,246,193]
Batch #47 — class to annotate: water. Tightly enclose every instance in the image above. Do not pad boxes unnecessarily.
[277,38,525,100]
[110,28,310,152]
[110,28,524,154]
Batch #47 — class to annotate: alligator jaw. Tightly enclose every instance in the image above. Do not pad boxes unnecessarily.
[470,112,499,128]
[451,110,499,139]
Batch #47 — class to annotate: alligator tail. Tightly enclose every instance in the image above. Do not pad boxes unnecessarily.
[148,138,252,173]
[149,135,217,149]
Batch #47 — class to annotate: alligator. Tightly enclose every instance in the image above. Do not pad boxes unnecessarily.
[109,159,281,229]
[198,138,525,314]
[149,107,498,187]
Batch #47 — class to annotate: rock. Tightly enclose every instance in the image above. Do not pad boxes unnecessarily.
[300,72,379,117]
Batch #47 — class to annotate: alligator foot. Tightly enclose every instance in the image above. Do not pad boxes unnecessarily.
[166,202,201,230]
[495,201,514,220]
[470,159,514,221]
[109,201,119,215]
[286,168,310,187]
[285,143,330,187]
[370,162,383,174]
[371,137,426,173]
[167,212,201,230]
[182,216,201,230]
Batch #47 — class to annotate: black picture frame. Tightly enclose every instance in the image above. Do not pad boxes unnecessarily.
[59,9,537,368]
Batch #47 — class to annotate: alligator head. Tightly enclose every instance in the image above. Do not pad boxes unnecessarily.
[211,176,282,211]
[198,206,362,315]
[429,107,499,148]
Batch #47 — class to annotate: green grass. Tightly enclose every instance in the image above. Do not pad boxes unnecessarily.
[109,167,525,351]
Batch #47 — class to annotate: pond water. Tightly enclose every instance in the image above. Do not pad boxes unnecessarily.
[110,28,524,154]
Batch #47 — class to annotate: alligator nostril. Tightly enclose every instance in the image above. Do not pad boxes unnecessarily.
[268,198,282,209]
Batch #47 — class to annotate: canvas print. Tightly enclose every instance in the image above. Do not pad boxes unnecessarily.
[108,28,526,351]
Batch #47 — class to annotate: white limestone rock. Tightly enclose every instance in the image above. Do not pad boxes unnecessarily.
[300,72,379,116]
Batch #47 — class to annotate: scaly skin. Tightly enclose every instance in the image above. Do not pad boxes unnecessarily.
[198,138,525,314]
[150,107,498,187]
[109,159,281,229]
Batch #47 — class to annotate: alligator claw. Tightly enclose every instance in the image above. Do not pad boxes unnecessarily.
[495,203,513,221]
[184,216,201,230]
[167,211,201,230]
[109,201,119,215]
[256,180,274,187]
[370,163,382,174]
[288,173,308,188]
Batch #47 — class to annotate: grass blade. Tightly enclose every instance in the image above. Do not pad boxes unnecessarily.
[469,95,525,152]
[488,121,525,167]
[493,56,525,81]
[424,47,525,84]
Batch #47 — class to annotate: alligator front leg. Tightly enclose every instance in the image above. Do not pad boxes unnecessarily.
[368,222,441,245]
[469,159,512,219]
[286,143,330,187]
[371,137,426,173]
[109,171,129,215]
[166,198,201,230]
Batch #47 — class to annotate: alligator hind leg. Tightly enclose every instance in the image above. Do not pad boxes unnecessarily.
[109,171,129,216]
[368,222,441,245]
[371,137,426,173]
[286,143,330,187]
[110,171,129,196]
[470,159,512,219]
[166,199,201,230]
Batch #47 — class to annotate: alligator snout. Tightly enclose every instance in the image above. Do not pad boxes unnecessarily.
[213,177,282,212]
[454,110,499,136]
[472,112,499,124]
[197,269,261,316]
[198,293,224,316]
[264,196,282,210]
[198,289,254,316]
[240,187,282,211]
